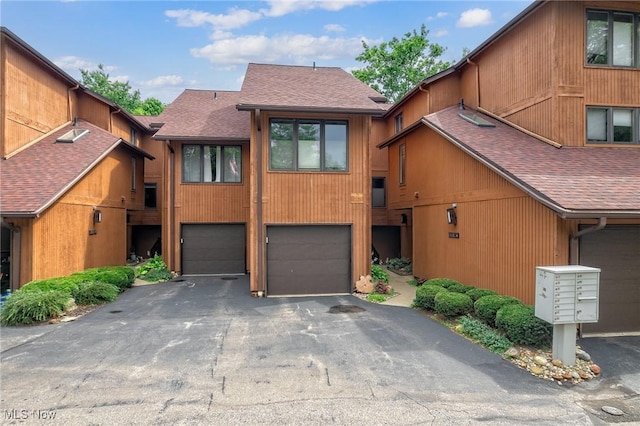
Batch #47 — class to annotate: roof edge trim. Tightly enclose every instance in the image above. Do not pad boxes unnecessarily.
[236,104,386,116]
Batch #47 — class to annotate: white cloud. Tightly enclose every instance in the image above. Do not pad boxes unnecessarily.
[54,56,107,71]
[190,34,368,65]
[111,75,130,83]
[263,0,375,17]
[165,8,262,30]
[436,12,448,18]
[457,8,493,28]
[141,75,184,87]
[324,23,345,33]
[434,29,448,37]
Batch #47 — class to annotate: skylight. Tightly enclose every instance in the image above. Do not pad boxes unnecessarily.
[458,112,495,128]
[56,129,90,143]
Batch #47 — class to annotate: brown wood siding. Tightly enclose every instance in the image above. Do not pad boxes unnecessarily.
[250,112,371,292]
[77,94,111,131]
[413,197,561,304]
[30,203,126,281]
[140,136,164,225]
[427,74,460,113]
[11,218,33,286]
[2,39,72,156]
[390,128,564,304]
[170,140,250,274]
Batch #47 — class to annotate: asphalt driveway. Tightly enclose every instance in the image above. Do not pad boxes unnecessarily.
[1,276,638,425]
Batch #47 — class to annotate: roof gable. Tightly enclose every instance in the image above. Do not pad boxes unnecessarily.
[0,120,150,216]
[154,90,249,140]
[422,106,640,218]
[237,63,388,114]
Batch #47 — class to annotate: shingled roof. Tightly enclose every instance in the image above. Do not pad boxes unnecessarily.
[237,63,389,114]
[1,119,153,217]
[402,106,640,219]
[153,90,249,141]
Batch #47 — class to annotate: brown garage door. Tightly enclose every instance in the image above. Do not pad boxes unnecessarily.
[181,224,245,275]
[580,225,640,336]
[267,225,351,296]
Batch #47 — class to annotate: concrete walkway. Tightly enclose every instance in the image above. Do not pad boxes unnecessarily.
[380,268,416,307]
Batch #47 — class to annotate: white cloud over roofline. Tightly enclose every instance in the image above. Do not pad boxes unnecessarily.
[457,8,493,28]
[141,75,184,87]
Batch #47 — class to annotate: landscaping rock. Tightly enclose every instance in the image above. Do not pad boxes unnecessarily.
[602,406,625,416]
[534,355,548,366]
[530,366,544,376]
[504,347,520,358]
[576,348,591,361]
[552,359,564,367]
[590,364,601,375]
[355,275,374,293]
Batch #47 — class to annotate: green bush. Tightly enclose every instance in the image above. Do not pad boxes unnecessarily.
[73,267,134,292]
[0,290,72,326]
[367,293,386,303]
[474,295,522,326]
[386,257,412,274]
[136,255,172,282]
[413,284,448,310]
[371,265,389,283]
[424,278,462,289]
[466,288,498,302]
[72,282,119,305]
[458,315,513,354]
[495,304,552,347]
[434,291,474,317]
[19,276,86,296]
[447,283,476,294]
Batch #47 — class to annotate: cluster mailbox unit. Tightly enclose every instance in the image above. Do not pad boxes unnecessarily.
[535,265,600,365]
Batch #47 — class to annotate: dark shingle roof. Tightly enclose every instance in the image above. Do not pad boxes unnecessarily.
[153,90,249,140]
[1,120,152,216]
[422,106,640,218]
[237,63,388,114]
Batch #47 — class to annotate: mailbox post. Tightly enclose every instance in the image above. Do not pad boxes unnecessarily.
[535,265,600,365]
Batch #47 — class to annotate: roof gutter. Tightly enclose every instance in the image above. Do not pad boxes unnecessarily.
[236,104,386,116]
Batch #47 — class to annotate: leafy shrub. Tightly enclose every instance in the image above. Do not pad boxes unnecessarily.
[495,304,552,347]
[375,281,391,295]
[73,267,134,292]
[447,283,476,294]
[474,295,522,326]
[72,282,119,305]
[367,293,386,303]
[424,278,462,289]
[19,276,86,296]
[386,257,412,274]
[434,291,474,317]
[0,290,72,326]
[458,315,513,354]
[136,255,172,282]
[413,284,448,310]
[466,288,498,302]
[371,265,389,283]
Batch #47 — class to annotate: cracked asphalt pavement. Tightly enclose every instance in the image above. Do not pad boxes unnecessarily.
[1,276,638,425]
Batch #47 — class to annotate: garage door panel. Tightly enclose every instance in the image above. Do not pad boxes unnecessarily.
[581,226,640,335]
[267,225,351,296]
[182,224,246,275]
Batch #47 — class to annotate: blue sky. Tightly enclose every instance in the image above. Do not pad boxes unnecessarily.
[2,0,534,104]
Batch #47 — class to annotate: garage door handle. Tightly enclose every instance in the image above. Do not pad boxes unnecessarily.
[180,238,184,244]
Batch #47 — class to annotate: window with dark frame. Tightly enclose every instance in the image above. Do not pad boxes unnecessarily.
[269,119,348,172]
[394,113,403,134]
[399,143,406,185]
[144,183,157,209]
[587,106,639,144]
[182,145,242,183]
[586,9,640,68]
[372,177,386,207]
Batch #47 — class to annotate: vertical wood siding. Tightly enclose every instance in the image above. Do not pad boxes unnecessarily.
[2,40,71,156]
[140,136,165,225]
[77,95,111,131]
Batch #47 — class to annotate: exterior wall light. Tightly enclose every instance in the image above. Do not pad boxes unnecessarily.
[446,205,457,225]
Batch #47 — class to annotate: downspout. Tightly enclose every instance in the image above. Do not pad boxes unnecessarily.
[165,140,176,273]
[417,84,430,112]
[466,58,480,108]
[67,84,79,122]
[110,108,121,133]
[569,217,607,265]
[255,109,264,296]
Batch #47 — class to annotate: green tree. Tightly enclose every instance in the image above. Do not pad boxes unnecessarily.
[80,64,165,115]
[352,25,451,103]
